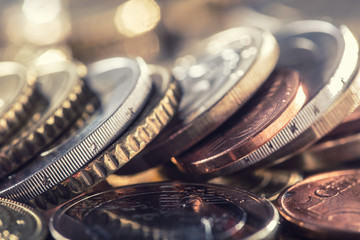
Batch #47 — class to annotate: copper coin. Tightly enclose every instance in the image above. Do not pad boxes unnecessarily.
[277,169,360,239]
[173,69,305,176]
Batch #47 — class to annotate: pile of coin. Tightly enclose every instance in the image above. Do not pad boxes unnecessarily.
[1,1,360,240]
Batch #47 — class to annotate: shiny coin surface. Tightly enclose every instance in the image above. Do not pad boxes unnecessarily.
[35,65,180,209]
[277,169,360,239]
[174,69,305,176]
[132,26,279,170]
[0,62,38,145]
[0,57,152,204]
[0,198,47,240]
[215,20,360,171]
[50,183,279,240]
[0,61,89,179]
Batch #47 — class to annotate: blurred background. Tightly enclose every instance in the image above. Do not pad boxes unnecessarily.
[0,0,359,68]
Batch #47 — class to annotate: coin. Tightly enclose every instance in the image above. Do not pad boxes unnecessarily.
[0,198,47,240]
[210,21,360,172]
[33,65,180,209]
[131,26,279,171]
[277,169,360,239]
[173,69,305,176]
[0,62,38,145]
[0,57,152,205]
[210,169,302,201]
[49,183,279,240]
[0,61,89,179]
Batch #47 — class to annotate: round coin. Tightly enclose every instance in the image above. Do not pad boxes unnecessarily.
[0,197,47,240]
[131,26,279,170]
[277,169,360,239]
[0,62,38,145]
[0,57,152,204]
[206,20,360,172]
[33,65,180,209]
[174,69,305,176]
[0,61,90,179]
[50,182,279,240]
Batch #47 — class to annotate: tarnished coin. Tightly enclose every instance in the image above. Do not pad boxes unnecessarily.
[0,61,89,178]
[0,198,47,240]
[0,62,38,145]
[277,169,360,239]
[174,69,305,176]
[0,57,152,204]
[130,26,279,170]
[210,169,302,201]
[32,65,180,209]
[50,183,279,240]
[210,21,360,171]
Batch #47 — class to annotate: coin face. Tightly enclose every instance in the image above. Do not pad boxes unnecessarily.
[0,57,152,203]
[174,69,305,176]
[277,169,360,239]
[0,198,47,240]
[50,183,279,240]
[133,26,279,168]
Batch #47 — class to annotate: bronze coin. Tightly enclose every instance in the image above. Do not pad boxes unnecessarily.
[173,69,306,176]
[277,169,360,239]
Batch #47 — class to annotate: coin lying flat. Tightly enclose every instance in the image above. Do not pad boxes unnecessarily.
[130,26,279,171]
[0,57,152,205]
[33,65,180,209]
[277,169,360,239]
[0,62,38,145]
[50,183,279,240]
[0,61,90,179]
[209,21,360,172]
[174,69,305,176]
[0,198,47,240]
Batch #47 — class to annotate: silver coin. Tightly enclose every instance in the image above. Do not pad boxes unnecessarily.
[49,182,279,240]
[0,57,152,203]
[216,20,360,175]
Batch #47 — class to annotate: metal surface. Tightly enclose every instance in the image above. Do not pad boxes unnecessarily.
[0,57,152,204]
[174,69,305,176]
[50,182,279,240]
[277,169,360,239]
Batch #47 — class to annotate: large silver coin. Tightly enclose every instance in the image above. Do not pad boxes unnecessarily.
[214,20,360,175]
[49,183,279,240]
[0,57,152,203]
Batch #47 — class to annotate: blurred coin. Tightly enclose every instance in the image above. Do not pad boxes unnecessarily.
[174,69,305,176]
[50,182,279,240]
[131,26,279,171]
[0,197,47,240]
[210,169,302,201]
[35,65,180,209]
[0,61,89,178]
[0,57,152,205]
[277,169,360,239]
[214,20,360,171]
[0,62,38,145]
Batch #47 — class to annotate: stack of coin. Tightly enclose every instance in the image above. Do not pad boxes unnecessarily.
[0,1,360,239]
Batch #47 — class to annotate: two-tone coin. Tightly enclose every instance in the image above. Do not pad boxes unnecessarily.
[50,183,279,240]
[127,26,279,172]
[0,198,47,240]
[0,61,89,178]
[173,69,305,176]
[0,57,152,207]
[277,169,360,239]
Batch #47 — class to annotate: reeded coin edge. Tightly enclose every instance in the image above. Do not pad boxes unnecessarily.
[1,58,152,203]
[32,77,180,209]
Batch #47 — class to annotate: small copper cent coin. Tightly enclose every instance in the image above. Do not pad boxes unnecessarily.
[277,169,360,239]
[174,69,305,176]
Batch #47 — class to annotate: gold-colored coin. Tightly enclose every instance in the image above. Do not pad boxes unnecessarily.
[0,62,38,146]
[0,61,91,178]
[30,65,181,209]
